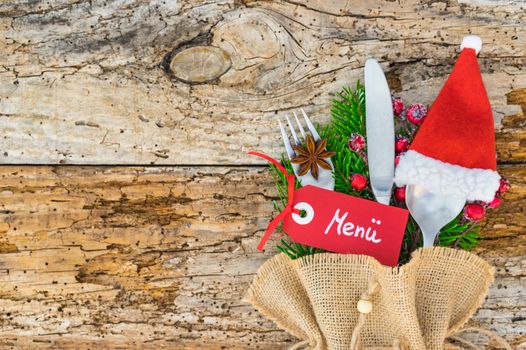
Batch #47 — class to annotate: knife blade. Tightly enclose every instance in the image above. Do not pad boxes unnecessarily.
[364,59,395,205]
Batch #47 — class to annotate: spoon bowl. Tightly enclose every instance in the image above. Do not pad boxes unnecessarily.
[405,184,466,247]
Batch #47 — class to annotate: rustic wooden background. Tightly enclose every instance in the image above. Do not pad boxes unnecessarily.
[0,0,524,349]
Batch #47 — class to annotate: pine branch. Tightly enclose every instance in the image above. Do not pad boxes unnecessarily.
[265,83,484,263]
[439,214,481,250]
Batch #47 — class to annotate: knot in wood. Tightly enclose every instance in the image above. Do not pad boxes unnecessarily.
[169,46,231,84]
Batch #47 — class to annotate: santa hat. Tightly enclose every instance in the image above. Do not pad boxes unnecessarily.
[394,35,500,202]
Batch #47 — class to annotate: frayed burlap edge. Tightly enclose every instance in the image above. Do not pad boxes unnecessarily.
[244,253,310,341]
[416,249,494,337]
[244,247,494,349]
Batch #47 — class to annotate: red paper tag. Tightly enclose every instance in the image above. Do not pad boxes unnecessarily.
[283,185,409,266]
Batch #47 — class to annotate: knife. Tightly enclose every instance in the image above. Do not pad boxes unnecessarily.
[364,59,395,205]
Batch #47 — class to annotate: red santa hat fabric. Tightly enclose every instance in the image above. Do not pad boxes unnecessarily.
[394,36,500,202]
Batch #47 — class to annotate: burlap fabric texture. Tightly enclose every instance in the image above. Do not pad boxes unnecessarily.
[245,247,495,350]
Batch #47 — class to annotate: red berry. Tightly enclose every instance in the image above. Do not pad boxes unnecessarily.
[395,155,401,166]
[406,103,427,124]
[392,97,405,117]
[487,196,501,209]
[350,174,367,191]
[498,178,509,195]
[464,203,486,221]
[348,133,366,152]
[395,136,409,153]
[394,187,406,201]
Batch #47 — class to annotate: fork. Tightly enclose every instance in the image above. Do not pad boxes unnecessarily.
[278,109,335,191]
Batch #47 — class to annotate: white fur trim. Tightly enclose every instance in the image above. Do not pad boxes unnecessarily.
[394,150,500,202]
[461,35,482,54]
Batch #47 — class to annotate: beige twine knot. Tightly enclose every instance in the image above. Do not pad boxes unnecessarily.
[349,279,381,349]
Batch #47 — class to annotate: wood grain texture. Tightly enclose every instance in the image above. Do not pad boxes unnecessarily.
[0,165,524,349]
[0,0,525,164]
[0,0,525,349]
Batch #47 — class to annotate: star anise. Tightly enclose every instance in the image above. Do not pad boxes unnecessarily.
[291,135,336,180]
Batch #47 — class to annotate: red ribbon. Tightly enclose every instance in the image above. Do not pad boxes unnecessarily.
[248,151,300,251]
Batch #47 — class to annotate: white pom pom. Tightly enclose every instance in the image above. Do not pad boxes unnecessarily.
[461,35,482,54]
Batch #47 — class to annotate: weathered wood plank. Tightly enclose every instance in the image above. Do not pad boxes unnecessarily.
[477,164,526,257]
[0,0,524,164]
[496,89,526,163]
[0,165,523,348]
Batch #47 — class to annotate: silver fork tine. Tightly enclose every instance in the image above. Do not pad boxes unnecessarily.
[301,108,320,141]
[293,111,307,140]
[278,119,295,160]
[285,115,300,145]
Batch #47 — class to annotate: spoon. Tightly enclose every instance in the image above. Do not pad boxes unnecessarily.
[405,184,466,247]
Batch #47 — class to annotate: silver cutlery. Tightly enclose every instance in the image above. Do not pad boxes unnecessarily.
[364,59,395,205]
[279,109,335,191]
[405,184,465,247]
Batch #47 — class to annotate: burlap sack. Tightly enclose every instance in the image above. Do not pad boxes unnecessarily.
[245,247,495,350]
